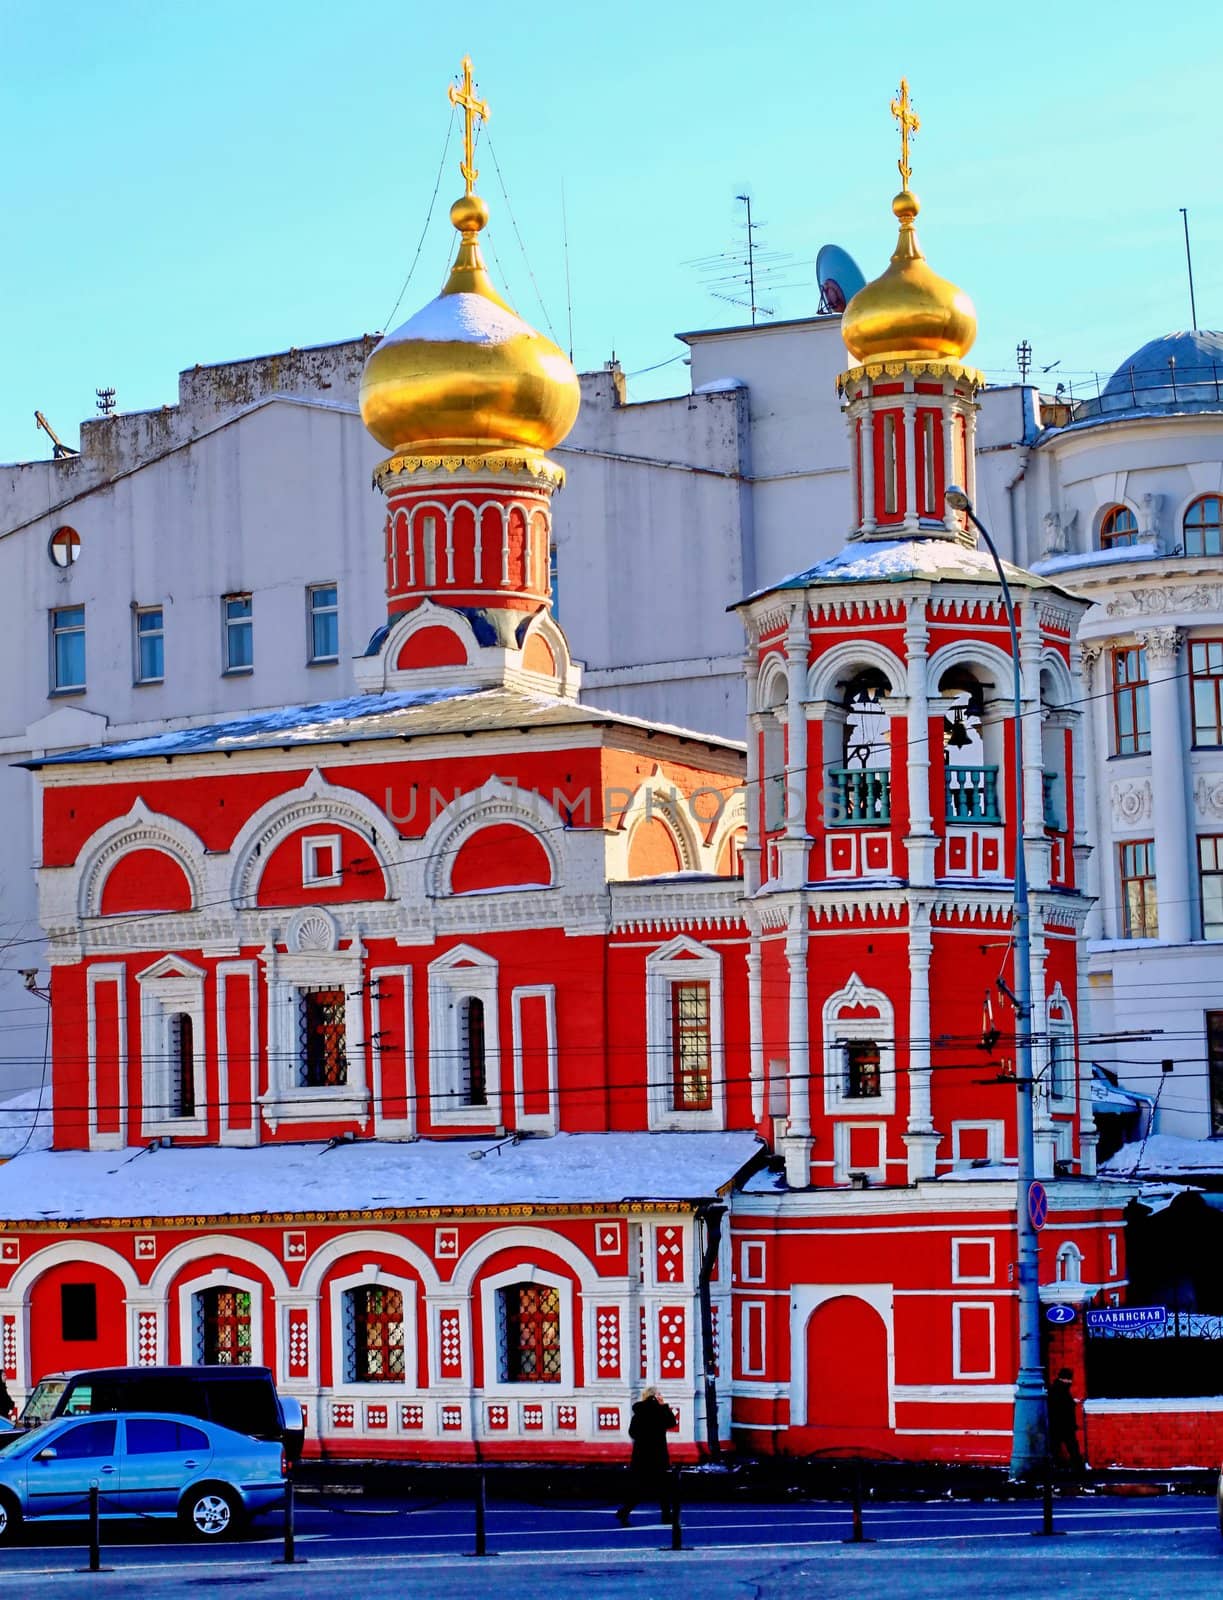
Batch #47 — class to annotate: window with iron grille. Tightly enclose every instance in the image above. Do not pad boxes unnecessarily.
[198,1287,252,1365]
[844,1039,882,1098]
[1208,1012,1223,1137]
[1099,505,1139,549]
[1119,839,1158,939]
[1199,836,1223,939]
[343,1285,405,1382]
[498,1283,562,1383]
[1190,639,1223,747]
[671,982,712,1111]
[167,1011,195,1118]
[1110,646,1150,756]
[298,987,348,1087]
[1185,496,1223,557]
[459,996,488,1106]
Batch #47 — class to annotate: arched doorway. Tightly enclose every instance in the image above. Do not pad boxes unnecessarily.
[804,1295,891,1454]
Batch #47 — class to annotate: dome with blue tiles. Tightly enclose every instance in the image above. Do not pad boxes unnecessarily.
[1100,330,1223,414]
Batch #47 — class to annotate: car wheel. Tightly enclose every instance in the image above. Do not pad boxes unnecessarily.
[0,1491,22,1546]
[181,1483,243,1540]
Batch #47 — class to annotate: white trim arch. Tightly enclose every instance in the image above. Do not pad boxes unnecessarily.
[518,609,573,684]
[148,1235,292,1303]
[926,638,1016,698]
[228,769,401,910]
[427,943,501,1127]
[382,598,478,669]
[479,1262,575,1395]
[422,779,563,899]
[296,1231,441,1303]
[1038,650,1076,711]
[644,933,726,1131]
[450,1225,603,1299]
[706,787,748,870]
[177,1268,266,1367]
[4,1241,142,1388]
[1177,488,1223,553]
[1094,498,1141,549]
[78,800,206,921]
[822,971,896,1116]
[608,773,704,878]
[806,641,905,707]
[790,1284,896,1431]
[754,651,788,714]
[328,1266,419,1388]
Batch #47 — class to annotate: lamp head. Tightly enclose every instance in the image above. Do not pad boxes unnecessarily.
[944,484,972,513]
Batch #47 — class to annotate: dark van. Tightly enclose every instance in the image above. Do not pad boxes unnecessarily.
[19,1366,305,1460]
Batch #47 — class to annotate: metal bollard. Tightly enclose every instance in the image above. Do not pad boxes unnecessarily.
[1032,1466,1064,1538]
[275,1471,306,1565]
[474,1468,487,1557]
[88,1485,101,1572]
[842,1465,873,1545]
[669,1470,683,1551]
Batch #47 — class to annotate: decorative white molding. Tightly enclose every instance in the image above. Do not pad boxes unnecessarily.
[1106,582,1223,618]
[78,799,206,920]
[1109,777,1153,827]
[822,972,895,1117]
[1193,772,1223,821]
[424,779,562,898]
[287,907,339,954]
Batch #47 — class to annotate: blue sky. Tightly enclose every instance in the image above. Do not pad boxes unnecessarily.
[0,0,1217,461]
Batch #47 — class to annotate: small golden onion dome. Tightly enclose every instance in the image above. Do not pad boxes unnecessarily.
[841,190,977,365]
[360,194,581,459]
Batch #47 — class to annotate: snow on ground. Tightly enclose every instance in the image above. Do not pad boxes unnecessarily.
[0,1131,763,1221]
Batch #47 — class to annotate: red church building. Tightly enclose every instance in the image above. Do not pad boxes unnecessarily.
[0,69,1131,1466]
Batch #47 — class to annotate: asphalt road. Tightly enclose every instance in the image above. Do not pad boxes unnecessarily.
[0,1490,1220,1596]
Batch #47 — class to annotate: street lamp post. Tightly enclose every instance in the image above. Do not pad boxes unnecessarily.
[944,484,1048,1479]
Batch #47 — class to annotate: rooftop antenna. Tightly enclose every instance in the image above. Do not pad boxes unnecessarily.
[33,410,78,459]
[95,387,116,417]
[1016,340,1032,381]
[686,192,800,325]
[1179,208,1198,332]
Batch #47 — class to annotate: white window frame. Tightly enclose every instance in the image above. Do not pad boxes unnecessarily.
[301,833,343,889]
[180,1270,264,1366]
[951,1237,995,1285]
[427,945,501,1127]
[137,957,207,1138]
[1055,1242,1083,1285]
[823,973,895,1115]
[832,1121,886,1185]
[644,936,725,1131]
[261,945,368,1126]
[739,1241,766,1285]
[1047,984,1076,1107]
[133,605,165,684]
[740,1300,767,1377]
[328,1267,417,1390]
[307,583,339,665]
[511,985,558,1135]
[50,604,86,692]
[950,1120,1005,1169]
[952,1301,995,1380]
[222,593,253,674]
[478,1264,573,1396]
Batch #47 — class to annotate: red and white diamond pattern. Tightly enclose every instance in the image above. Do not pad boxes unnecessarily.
[134,1236,156,1261]
[658,1305,685,1378]
[639,1304,648,1380]
[332,1403,355,1428]
[655,1225,683,1285]
[366,1404,388,1429]
[487,1405,509,1429]
[441,1406,463,1431]
[287,1309,310,1378]
[710,1304,720,1377]
[597,1407,621,1431]
[137,1309,158,1366]
[1,1315,16,1379]
[523,1404,543,1429]
[400,1404,424,1430]
[595,1306,620,1379]
[282,1231,307,1263]
[557,1405,577,1429]
[439,1309,462,1377]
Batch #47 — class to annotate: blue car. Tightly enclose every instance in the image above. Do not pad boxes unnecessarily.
[0,1411,285,1543]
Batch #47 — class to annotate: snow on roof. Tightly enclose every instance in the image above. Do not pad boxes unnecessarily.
[753,537,1054,600]
[379,292,535,348]
[0,1131,763,1222]
[26,685,744,769]
[1100,1134,1223,1179]
[0,1088,53,1160]
[1030,543,1159,578]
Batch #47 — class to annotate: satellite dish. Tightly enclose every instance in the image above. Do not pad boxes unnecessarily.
[816,244,866,315]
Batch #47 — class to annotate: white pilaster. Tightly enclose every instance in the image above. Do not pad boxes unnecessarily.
[1141,627,1192,943]
[903,605,935,885]
[861,408,876,535]
[1020,601,1050,891]
[902,394,919,531]
[781,921,812,1188]
[904,900,939,1182]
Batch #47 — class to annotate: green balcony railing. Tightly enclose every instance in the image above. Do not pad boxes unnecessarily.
[827,766,891,827]
[945,764,1000,824]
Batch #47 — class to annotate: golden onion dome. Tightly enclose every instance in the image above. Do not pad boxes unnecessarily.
[841,188,977,366]
[359,191,580,461]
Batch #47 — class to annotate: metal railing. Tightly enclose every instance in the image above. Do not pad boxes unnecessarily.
[945,765,1000,824]
[827,767,890,827]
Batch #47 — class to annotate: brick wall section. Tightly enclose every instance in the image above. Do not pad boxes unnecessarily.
[1085,1402,1223,1469]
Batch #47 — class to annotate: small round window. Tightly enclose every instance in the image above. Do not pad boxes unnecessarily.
[49,526,81,568]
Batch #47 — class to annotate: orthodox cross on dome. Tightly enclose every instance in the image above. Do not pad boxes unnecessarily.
[449,54,490,198]
[890,77,920,189]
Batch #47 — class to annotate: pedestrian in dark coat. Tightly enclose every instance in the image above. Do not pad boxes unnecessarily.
[1047,1367,1084,1473]
[616,1387,677,1526]
[0,1375,13,1421]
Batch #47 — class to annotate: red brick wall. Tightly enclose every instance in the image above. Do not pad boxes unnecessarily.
[1085,1405,1223,1469]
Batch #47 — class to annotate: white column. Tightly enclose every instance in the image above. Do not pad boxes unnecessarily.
[747,941,764,1121]
[1141,627,1192,943]
[860,408,877,535]
[1029,914,1057,1178]
[779,603,810,889]
[904,607,935,886]
[902,394,919,531]
[743,648,763,898]
[942,399,960,534]
[782,924,812,1188]
[1019,601,1049,891]
[904,902,939,1181]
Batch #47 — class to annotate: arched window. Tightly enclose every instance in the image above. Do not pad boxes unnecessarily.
[167,1012,195,1119]
[939,668,997,823]
[822,974,896,1115]
[1048,989,1076,1103]
[460,997,488,1107]
[497,1283,561,1382]
[1055,1242,1082,1285]
[1184,495,1223,557]
[196,1287,252,1366]
[1099,505,1139,550]
[343,1285,405,1382]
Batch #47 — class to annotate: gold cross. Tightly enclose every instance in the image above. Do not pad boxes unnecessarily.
[889,77,920,190]
[449,55,490,198]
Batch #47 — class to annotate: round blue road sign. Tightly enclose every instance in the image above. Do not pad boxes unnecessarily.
[1027,1180,1048,1231]
[1045,1304,1075,1324]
